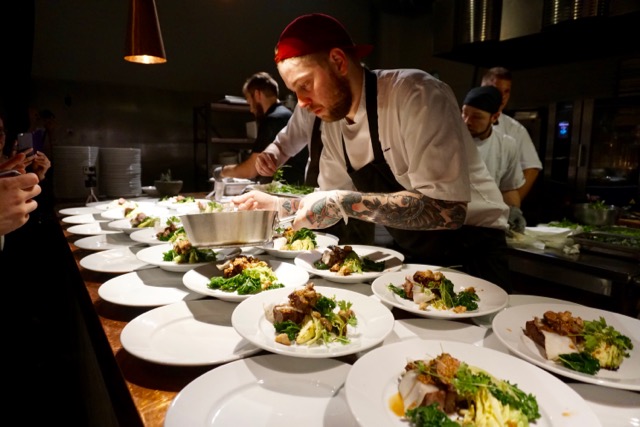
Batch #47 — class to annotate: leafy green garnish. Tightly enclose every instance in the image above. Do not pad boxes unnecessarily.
[274,320,301,341]
[405,404,460,427]
[558,352,601,374]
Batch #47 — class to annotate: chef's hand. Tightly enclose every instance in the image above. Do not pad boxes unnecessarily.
[231,190,278,211]
[508,206,526,233]
[293,190,348,230]
[255,152,279,177]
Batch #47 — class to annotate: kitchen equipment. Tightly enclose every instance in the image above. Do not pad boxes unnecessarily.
[180,210,278,248]
[154,180,183,197]
[208,177,253,200]
[573,203,620,226]
[572,226,640,260]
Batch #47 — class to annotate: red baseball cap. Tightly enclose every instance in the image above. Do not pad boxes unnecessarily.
[274,13,373,63]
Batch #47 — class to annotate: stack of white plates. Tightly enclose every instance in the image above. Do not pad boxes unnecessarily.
[52,145,100,200]
[99,148,142,198]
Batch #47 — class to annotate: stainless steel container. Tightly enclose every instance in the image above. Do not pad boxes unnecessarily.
[573,203,620,226]
[180,210,278,248]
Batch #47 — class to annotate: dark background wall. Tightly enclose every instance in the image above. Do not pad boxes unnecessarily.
[3,0,637,200]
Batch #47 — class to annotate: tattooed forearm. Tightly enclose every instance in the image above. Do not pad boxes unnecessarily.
[279,198,300,217]
[338,190,466,230]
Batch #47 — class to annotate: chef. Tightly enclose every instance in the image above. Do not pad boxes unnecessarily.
[233,13,511,292]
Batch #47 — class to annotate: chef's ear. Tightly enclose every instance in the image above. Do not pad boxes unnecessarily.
[328,48,349,75]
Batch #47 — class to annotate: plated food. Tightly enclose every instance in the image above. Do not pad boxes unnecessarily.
[231,284,394,358]
[261,228,339,259]
[182,259,309,302]
[523,309,633,374]
[135,243,231,273]
[267,283,357,347]
[397,352,541,426]
[295,245,404,284]
[372,269,508,319]
[492,303,640,390]
[345,339,600,427]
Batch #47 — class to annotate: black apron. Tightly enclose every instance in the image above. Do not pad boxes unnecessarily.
[307,116,375,244]
[342,69,511,291]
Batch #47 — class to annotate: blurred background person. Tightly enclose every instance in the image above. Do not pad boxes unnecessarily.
[213,71,308,185]
[462,86,526,232]
[481,67,542,202]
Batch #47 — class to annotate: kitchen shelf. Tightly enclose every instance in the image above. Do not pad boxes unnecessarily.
[193,102,255,191]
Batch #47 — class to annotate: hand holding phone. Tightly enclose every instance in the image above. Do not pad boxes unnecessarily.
[16,133,34,154]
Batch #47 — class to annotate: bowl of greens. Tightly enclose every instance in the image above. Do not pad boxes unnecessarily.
[573,202,620,226]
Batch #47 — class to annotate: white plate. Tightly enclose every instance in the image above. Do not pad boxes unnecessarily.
[381,318,501,349]
[100,202,167,220]
[294,244,404,284]
[135,244,234,273]
[260,233,340,259]
[128,227,166,245]
[73,233,143,251]
[61,213,111,225]
[473,294,582,329]
[231,285,394,358]
[58,206,102,216]
[98,268,205,307]
[164,354,356,427]
[108,218,154,235]
[371,269,509,319]
[346,339,601,427]
[79,246,152,273]
[66,222,122,236]
[182,260,310,302]
[120,300,260,366]
[492,303,640,391]
[567,383,640,426]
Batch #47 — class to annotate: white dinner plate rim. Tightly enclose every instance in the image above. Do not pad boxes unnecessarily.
[294,244,404,283]
[492,303,640,391]
[98,268,205,307]
[164,354,355,427]
[182,260,310,302]
[61,213,110,224]
[371,269,509,319]
[345,338,601,427]
[566,382,640,427]
[120,300,260,366]
[231,285,394,358]
[66,222,122,236]
[58,206,102,216]
[79,246,151,273]
[72,233,143,251]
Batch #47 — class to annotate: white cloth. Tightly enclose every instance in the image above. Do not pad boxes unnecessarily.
[318,69,508,230]
[494,114,543,171]
[474,128,526,192]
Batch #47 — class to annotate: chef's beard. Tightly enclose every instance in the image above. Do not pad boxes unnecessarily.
[322,71,352,122]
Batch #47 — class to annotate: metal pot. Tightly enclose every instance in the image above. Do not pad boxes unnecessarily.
[572,203,620,226]
[180,210,278,248]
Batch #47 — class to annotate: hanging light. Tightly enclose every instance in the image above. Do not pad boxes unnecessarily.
[124,0,167,64]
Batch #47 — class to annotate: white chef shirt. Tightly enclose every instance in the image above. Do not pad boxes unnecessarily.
[267,105,317,177]
[318,69,509,230]
[494,114,543,171]
[474,128,526,192]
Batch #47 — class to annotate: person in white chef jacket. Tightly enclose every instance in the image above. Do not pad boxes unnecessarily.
[233,13,513,292]
[461,86,526,232]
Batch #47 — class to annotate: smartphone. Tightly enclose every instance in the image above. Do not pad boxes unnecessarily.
[17,133,34,154]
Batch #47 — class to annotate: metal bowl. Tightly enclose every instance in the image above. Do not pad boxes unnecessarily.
[573,203,619,226]
[180,210,278,248]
